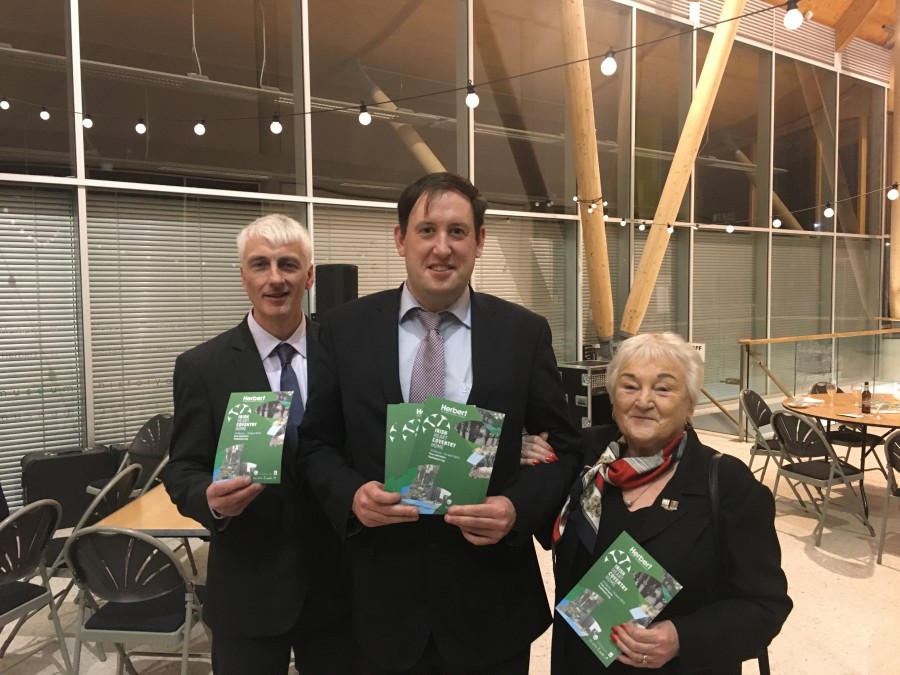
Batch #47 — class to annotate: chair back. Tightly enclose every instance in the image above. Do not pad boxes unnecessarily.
[128,414,173,491]
[884,430,900,496]
[72,463,142,533]
[809,381,843,394]
[65,525,186,604]
[771,411,831,460]
[740,389,772,432]
[0,500,61,584]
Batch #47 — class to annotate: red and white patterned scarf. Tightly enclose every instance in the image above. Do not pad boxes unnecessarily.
[554,432,685,549]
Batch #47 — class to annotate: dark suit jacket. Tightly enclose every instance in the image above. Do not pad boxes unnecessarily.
[552,425,792,674]
[164,317,347,638]
[297,286,581,671]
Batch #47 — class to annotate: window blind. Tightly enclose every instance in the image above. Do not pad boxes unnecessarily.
[87,192,259,444]
[0,186,84,508]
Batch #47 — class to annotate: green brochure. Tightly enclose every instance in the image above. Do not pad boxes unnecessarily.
[212,391,293,484]
[556,531,682,667]
[384,396,505,515]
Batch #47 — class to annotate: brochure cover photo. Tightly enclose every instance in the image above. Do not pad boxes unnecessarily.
[212,391,293,484]
[556,531,682,667]
[384,396,505,515]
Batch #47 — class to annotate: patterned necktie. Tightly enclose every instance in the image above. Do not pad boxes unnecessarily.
[274,342,304,426]
[409,308,447,403]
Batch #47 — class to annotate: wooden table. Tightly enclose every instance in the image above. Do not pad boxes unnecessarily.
[782,391,895,515]
[96,484,208,537]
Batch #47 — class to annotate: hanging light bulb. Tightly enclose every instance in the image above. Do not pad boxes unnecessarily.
[193,119,206,136]
[465,81,480,109]
[602,200,608,207]
[620,221,627,227]
[688,1,701,25]
[772,217,782,228]
[823,202,834,218]
[600,49,617,77]
[270,113,283,135]
[135,118,147,135]
[572,195,579,203]
[603,214,609,221]
[39,107,50,121]
[587,205,594,214]
[0,97,9,110]
[666,225,674,234]
[82,114,93,129]
[638,223,646,231]
[888,183,899,201]
[726,224,735,233]
[358,101,372,126]
[783,0,803,31]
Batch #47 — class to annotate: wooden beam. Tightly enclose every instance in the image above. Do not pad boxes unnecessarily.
[834,0,879,53]
[559,0,615,344]
[620,0,746,337]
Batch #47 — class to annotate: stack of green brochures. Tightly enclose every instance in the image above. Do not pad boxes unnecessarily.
[556,531,682,666]
[212,391,293,484]
[384,396,505,515]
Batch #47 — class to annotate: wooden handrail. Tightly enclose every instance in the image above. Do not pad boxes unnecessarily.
[738,327,900,346]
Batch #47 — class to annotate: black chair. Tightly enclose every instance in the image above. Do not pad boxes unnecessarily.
[772,411,874,546]
[0,500,72,674]
[65,525,204,675]
[87,414,173,498]
[877,430,900,564]
[807,382,884,464]
[739,389,782,490]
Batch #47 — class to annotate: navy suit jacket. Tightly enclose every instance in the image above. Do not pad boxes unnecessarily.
[164,317,347,637]
[298,286,581,670]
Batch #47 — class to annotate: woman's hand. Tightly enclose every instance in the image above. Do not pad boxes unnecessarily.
[611,620,679,669]
[520,431,558,465]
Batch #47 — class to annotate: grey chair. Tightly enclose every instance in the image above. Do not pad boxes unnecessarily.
[739,389,782,490]
[87,414,173,498]
[65,525,204,675]
[0,500,72,674]
[807,382,884,467]
[772,411,875,546]
[877,429,900,564]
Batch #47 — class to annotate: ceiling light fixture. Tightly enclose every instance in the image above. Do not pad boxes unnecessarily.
[600,49,617,76]
[358,101,372,126]
[783,0,803,31]
[465,81,480,109]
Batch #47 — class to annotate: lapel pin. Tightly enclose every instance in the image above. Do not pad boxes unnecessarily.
[661,498,679,511]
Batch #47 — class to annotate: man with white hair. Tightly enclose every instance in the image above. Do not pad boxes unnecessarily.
[165,214,357,674]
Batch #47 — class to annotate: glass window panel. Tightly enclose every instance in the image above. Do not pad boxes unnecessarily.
[473,0,630,217]
[634,12,691,222]
[0,1,73,175]
[834,237,880,331]
[87,192,304,443]
[837,76,885,235]
[695,37,771,228]
[0,185,84,508]
[773,57,836,232]
[308,1,460,201]
[78,0,303,192]
[633,226,685,336]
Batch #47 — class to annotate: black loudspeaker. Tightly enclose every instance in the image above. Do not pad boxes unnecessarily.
[314,264,358,318]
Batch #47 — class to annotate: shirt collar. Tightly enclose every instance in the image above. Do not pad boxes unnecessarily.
[246,310,307,360]
[398,283,471,328]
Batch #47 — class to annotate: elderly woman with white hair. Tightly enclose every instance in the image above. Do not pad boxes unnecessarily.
[548,333,791,674]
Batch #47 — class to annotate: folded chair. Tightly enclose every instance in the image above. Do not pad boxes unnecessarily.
[877,429,900,564]
[87,414,173,498]
[65,525,204,675]
[739,389,782,490]
[0,500,72,674]
[772,411,875,546]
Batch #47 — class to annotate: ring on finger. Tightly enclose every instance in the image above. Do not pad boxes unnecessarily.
[642,654,649,665]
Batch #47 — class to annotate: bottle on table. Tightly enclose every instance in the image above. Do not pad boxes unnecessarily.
[861,381,872,414]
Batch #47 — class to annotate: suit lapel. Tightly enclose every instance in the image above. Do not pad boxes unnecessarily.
[631,432,709,545]
[375,288,403,403]
[230,318,270,391]
[468,290,500,405]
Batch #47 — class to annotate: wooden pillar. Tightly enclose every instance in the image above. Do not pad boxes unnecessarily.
[620,0,746,337]
[891,1,900,317]
[560,0,615,346]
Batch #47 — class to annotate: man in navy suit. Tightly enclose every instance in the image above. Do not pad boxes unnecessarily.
[164,214,357,674]
[298,173,580,674]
